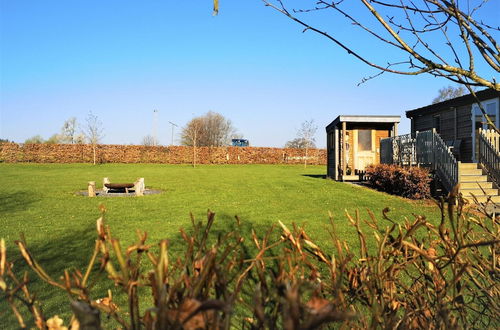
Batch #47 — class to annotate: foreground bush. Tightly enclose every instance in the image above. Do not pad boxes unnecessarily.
[366,164,431,199]
[1,195,499,329]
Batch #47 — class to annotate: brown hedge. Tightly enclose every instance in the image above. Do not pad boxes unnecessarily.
[0,143,326,165]
[366,163,431,199]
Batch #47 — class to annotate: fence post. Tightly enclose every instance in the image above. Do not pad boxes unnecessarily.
[431,128,436,169]
[478,128,482,163]
[415,131,420,166]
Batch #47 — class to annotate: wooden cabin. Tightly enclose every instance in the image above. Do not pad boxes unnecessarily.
[406,88,500,162]
[326,115,400,180]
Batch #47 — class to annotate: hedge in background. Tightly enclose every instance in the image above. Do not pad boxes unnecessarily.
[366,164,431,199]
[0,143,326,165]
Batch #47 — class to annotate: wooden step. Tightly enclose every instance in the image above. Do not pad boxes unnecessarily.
[463,195,500,203]
[460,181,494,189]
[460,168,484,175]
[460,174,488,182]
[461,188,499,196]
[459,163,480,170]
[341,175,363,181]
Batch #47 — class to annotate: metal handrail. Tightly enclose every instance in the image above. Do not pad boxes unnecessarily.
[381,129,458,192]
[380,134,416,166]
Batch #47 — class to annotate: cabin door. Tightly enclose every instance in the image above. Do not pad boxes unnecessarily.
[353,129,376,171]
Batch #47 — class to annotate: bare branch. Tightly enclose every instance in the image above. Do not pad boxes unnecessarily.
[261,0,500,90]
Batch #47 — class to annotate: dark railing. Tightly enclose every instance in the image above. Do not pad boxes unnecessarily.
[432,131,459,192]
[381,129,458,192]
[478,128,500,188]
[380,134,416,166]
[416,130,434,165]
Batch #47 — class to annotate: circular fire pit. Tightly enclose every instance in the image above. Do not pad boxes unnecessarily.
[80,177,161,197]
[77,188,162,197]
[105,183,135,190]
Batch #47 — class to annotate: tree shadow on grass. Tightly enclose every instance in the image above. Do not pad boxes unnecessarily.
[2,211,282,328]
[165,211,278,263]
[0,190,40,215]
[4,220,108,328]
[302,174,327,179]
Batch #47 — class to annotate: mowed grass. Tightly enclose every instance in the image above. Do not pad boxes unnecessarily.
[0,163,442,327]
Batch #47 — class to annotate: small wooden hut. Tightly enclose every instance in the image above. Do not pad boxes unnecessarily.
[326,115,400,181]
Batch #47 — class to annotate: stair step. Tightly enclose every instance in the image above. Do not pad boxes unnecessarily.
[460,181,494,189]
[461,188,499,196]
[460,175,488,182]
[460,168,483,175]
[463,195,500,203]
[459,163,480,170]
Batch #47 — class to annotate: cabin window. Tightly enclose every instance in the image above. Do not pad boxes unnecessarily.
[433,115,441,133]
[358,130,372,151]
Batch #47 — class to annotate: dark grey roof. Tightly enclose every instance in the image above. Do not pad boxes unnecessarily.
[406,88,500,118]
[326,115,400,131]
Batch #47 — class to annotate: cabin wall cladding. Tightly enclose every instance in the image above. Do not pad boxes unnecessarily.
[0,143,327,165]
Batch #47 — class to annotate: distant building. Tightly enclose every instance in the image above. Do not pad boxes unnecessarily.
[232,139,249,147]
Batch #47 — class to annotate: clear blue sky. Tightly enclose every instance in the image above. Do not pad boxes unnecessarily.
[1,1,498,147]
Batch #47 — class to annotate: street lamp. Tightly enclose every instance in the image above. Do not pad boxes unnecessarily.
[168,121,178,146]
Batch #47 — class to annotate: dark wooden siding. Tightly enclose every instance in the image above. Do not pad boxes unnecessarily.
[327,131,336,178]
[410,104,473,162]
[413,114,433,132]
[456,104,473,162]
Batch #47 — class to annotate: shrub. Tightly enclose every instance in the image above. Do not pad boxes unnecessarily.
[1,198,499,329]
[366,163,431,199]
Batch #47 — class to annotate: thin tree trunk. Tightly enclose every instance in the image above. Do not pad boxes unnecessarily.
[304,147,308,168]
[93,145,96,165]
[193,143,196,168]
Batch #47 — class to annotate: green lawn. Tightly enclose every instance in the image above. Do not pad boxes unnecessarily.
[0,163,442,327]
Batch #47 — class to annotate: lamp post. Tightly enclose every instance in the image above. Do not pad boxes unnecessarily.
[168,121,178,146]
[153,109,159,146]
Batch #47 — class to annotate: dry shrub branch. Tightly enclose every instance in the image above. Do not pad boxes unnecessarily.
[1,193,499,329]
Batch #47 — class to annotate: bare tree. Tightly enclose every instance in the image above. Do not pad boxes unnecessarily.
[141,135,158,146]
[60,117,77,144]
[285,137,317,149]
[181,112,236,147]
[84,112,104,165]
[293,119,318,168]
[260,0,499,132]
[261,1,499,90]
[432,85,467,103]
[181,117,204,167]
[202,111,236,147]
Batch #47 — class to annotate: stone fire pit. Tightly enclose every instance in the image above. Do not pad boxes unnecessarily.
[81,177,161,197]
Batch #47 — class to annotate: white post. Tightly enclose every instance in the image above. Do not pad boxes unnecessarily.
[478,128,482,163]
[135,178,145,196]
[103,177,110,193]
[88,181,96,197]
